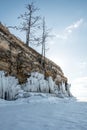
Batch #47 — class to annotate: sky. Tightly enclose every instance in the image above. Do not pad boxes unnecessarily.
[0,0,87,100]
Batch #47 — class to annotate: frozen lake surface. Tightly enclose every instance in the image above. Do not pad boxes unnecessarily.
[0,94,87,130]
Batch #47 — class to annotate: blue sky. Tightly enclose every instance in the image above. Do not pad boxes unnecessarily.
[0,0,87,99]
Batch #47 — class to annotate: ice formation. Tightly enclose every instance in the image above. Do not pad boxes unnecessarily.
[0,71,72,100]
[23,72,72,97]
[0,71,20,100]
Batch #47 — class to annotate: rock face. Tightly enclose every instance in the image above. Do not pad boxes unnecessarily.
[0,23,67,85]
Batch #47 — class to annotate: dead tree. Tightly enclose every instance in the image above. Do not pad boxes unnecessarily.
[41,17,50,77]
[18,2,40,46]
[7,2,40,47]
[9,43,12,74]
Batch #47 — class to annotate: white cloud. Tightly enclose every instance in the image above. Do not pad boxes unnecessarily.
[71,76,87,99]
[55,19,83,40]
[79,61,87,69]
[73,77,87,86]
[77,61,87,76]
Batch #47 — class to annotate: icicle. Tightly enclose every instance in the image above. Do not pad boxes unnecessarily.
[0,71,20,100]
[66,84,72,97]
[61,81,66,94]
[48,77,55,93]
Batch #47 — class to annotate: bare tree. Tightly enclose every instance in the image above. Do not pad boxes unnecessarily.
[8,2,40,47]
[41,17,50,76]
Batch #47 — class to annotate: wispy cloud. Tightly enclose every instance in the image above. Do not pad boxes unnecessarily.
[56,19,83,40]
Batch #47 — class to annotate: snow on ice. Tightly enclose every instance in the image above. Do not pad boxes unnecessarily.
[0,95,87,130]
[0,71,87,130]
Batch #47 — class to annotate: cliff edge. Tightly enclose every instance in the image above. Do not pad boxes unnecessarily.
[0,23,67,85]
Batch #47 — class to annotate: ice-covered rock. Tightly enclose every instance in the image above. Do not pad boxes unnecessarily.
[48,77,55,93]
[0,71,72,100]
[0,71,20,100]
[23,72,72,98]
[39,79,49,93]
[66,84,72,97]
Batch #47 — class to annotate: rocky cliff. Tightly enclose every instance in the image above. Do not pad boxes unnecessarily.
[0,23,67,85]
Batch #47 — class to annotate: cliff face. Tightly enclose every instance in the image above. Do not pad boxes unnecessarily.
[0,23,67,84]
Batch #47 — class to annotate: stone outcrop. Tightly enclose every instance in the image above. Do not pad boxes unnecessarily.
[0,23,67,84]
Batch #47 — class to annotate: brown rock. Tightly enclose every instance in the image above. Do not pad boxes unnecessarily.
[0,23,67,84]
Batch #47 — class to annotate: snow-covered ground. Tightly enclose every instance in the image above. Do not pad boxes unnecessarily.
[0,94,87,130]
[0,71,87,130]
